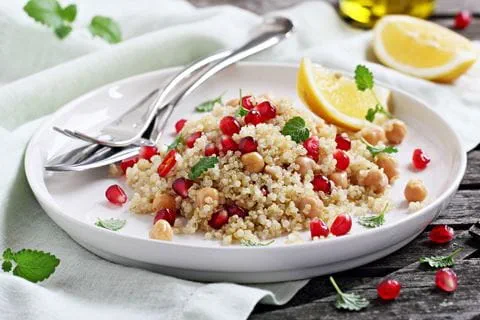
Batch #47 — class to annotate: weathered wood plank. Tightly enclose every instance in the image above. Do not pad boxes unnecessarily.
[462,150,480,185]
[470,222,480,242]
[434,189,480,225]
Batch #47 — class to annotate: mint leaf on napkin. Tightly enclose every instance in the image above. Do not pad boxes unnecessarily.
[2,248,60,283]
[24,0,76,39]
[89,16,122,44]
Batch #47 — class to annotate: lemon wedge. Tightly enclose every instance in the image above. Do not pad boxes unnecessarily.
[297,58,391,131]
[373,15,477,82]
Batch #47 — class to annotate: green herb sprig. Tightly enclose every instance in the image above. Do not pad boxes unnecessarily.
[354,65,391,122]
[329,276,369,311]
[195,94,224,112]
[189,156,219,180]
[95,218,126,231]
[167,135,184,151]
[2,248,60,283]
[235,89,249,117]
[361,138,398,157]
[358,204,388,228]
[281,117,310,143]
[419,247,463,268]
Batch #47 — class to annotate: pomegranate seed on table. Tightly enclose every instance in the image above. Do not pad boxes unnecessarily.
[204,143,219,156]
[330,214,352,236]
[255,101,276,121]
[454,11,472,30]
[303,136,320,161]
[377,279,401,300]
[429,225,455,244]
[310,219,329,238]
[435,268,458,292]
[334,149,350,171]
[105,184,127,206]
[186,131,202,148]
[175,119,187,133]
[157,150,177,177]
[120,156,138,173]
[238,136,258,154]
[412,148,430,170]
[225,204,247,218]
[220,135,238,152]
[208,209,229,229]
[335,133,351,151]
[219,116,241,136]
[154,208,176,226]
[241,95,255,110]
[172,178,193,198]
[260,185,269,196]
[244,109,263,125]
[312,175,331,194]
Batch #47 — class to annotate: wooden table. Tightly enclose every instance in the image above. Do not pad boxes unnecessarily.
[187,1,480,318]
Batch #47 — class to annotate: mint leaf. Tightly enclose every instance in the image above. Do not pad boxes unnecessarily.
[354,65,374,91]
[167,135,184,151]
[358,205,387,228]
[89,16,122,44]
[54,25,72,39]
[419,248,463,268]
[365,104,392,122]
[195,95,223,112]
[2,261,12,272]
[12,249,60,283]
[361,138,398,157]
[95,218,126,231]
[24,0,64,28]
[330,276,369,311]
[281,117,310,143]
[3,248,14,261]
[60,4,77,22]
[240,239,274,247]
[236,107,248,117]
[189,157,219,180]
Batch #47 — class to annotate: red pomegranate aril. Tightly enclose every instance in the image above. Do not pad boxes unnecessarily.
[260,185,269,197]
[225,204,247,218]
[175,119,187,133]
[412,148,430,170]
[186,131,202,148]
[105,184,127,206]
[255,101,277,121]
[377,279,401,300]
[245,109,263,125]
[241,95,255,110]
[312,175,331,194]
[454,11,472,30]
[335,133,351,151]
[219,116,241,136]
[204,143,219,156]
[157,150,177,177]
[239,136,258,154]
[330,214,352,236]
[435,268,458,292]
[154,208,176,226]
[120,156,138,172]
[303,136,320,161]
[208,209,229,229]
[310,219,329,238]
[220,135,238,152]
[172,178,193,198]
[139,145,158,161]
[429,225,455,244]
[334,149,350,171]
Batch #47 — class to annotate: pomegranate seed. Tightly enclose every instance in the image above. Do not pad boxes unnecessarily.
[225,204,247,218]
[204,143,219,156]
[157,150,176,177]
[435,268,458,292]
[260,185,269,196]
[208,209,229,229]
[175,119,187,133]
[303,136,320,161]
[454,11,472,30]
[153,208,176,226]
[220,135,238,153]
[335,133,351,151]
[139,146,158,161]
[219,116,241,136]
[412,148,430,170]
[239,136,258,154]
[241,95,255,110]
[377,279,401,300]
[330,214,352,236]
[120,156,138,172]
[105,184,127,206]
[245,109,263,125]
[429,225,455,244]
[334,150,350,171]
[186,131,202,148]
[310,219,329,238]
[255,101,276,121]
[312,175,331,194]
[172,178,193,198]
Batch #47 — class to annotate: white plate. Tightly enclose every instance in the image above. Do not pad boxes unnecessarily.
[25,62,466,283]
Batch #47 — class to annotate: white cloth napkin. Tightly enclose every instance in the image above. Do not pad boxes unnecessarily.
[1,1,479,319]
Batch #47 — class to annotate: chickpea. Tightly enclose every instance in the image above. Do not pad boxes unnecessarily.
[361,169,388,194]
[361,126,386,145]
[226,98,239,107]
[149,219,173,241]
[152,193,176,212]
[295,156,316,176]
[404,179,427,202]
[329,171,348,188]
[296,196,324,218]
[241,152,265,173]
[196,187,219,207]
[376,154,399,183]
[384,119,407,145]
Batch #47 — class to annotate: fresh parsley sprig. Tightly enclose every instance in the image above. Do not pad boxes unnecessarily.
[240,239,275,247]
[235,89,249,117]
[2,248,60,283]
[329,276,369,311]
[189,156,219,180]
[354,65,391,122]
[358,204,388,228]
[167,135,184,151]
[95,218,126,231]
[419,247,463,268]
[195,94,224,112]
[281,117,310,143]
[361,138,398,157]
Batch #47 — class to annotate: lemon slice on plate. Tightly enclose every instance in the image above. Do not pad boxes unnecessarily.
[373,15,477,82]
[297,58,391,131]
